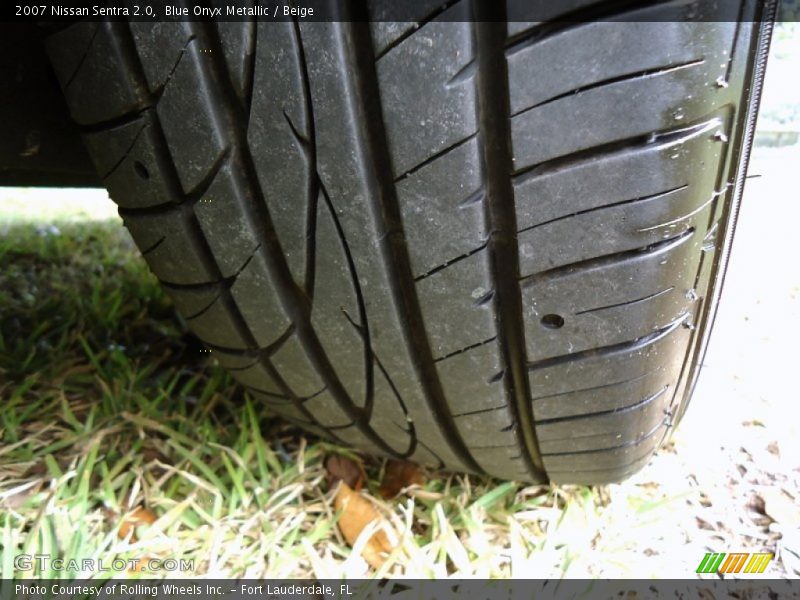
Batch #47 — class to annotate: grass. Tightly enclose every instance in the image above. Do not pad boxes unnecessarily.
[0,219,597,579]
[0,198,792,579]
[0,218,684,579]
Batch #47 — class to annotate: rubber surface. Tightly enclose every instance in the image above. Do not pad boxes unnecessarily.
[45,1,769,483]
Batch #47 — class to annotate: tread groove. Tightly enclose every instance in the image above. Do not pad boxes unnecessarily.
[244,20,257,126]
[198,20,402,456]
[521,228,695,286]
[373,0,462,61]
[512,116,724,182]
[413,243,488,282]
[530,367,660,402]
[518,185,688,234]
[100,122,147,179]
[285,22,320,300]
[117,148,231,217]
[452,404,508,418]
[346,16,481,471]
[434,336,497,363]
[574,287,675,316]
[505,0,679,53]
[139,235,166,256]
[473,11,545,477]
[528,314,689,372]
[393,133,477,184]
[538,385,669,426]
[542,418,666,457]
[63,23,101,89]
[511,59,705,118]
[80,109,149,134]
[112,22,335,437]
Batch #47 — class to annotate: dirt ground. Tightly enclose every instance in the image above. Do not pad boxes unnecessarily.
[589,144,800,579]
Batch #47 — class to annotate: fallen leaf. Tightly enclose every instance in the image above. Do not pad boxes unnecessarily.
[118,506,157,542]
[767,441,780,457]
[379,460,425,499]
[334,482,395,569]
[748,493,767,515]
[325,454,365,490]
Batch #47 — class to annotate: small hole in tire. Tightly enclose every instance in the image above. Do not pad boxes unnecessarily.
[541,314,565,329]
[134,161,150,180]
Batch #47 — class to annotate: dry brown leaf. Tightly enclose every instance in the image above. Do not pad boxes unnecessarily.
[325,454,365,490]
[378,460,425,499]
[118,506,157,542]
[334,482,394,569]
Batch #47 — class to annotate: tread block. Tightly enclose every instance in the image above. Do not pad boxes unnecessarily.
[537,384,671,454]
[130,22,193,92]
[166,288,249,349]
[510,69,731,172]
[376,7,476,177]
[227,361,284,395]
[248,21,313,285]
[308,198,367,408]
[46,22,148,125]
[85,114,180,210]
[437,343,505,415]
[303,391,352,428]
[506,0,593,36]
[397,137,485,278]
[163,283,217,317]
[478,457,529,481]
[517,183,717,277]
[82,117,145,177]
[328,424,383,456]
[300,20,471,470]
[362,364,417,456]
[46,21,99,87]
[521,229,700,362]
[506,19,735,115]
[229,253,290,348]
[247,391,312,424]
[467,446,524,476]
[122,210,214,284]
[457,416,516,446]
[514,130,726,235]
[154,38,228,192]
[195,164,262,278]
[369,0,445,57]
[541,425,665,471]
[212,349,256,370]
[534,363,676,421]
[416,250,496,360]
[528,322,691,411]
[547,452,654,485]
[270,335,324,399]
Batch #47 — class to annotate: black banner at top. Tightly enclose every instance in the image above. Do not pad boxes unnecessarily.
[4,0,797,23]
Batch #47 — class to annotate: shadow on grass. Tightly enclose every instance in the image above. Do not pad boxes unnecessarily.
[1,220,194,381]
[0,220,305,472]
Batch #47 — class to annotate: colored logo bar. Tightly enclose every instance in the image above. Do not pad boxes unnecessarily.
[696,552,773,574]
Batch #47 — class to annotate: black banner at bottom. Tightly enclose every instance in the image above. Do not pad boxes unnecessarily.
[2,580,798,600]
